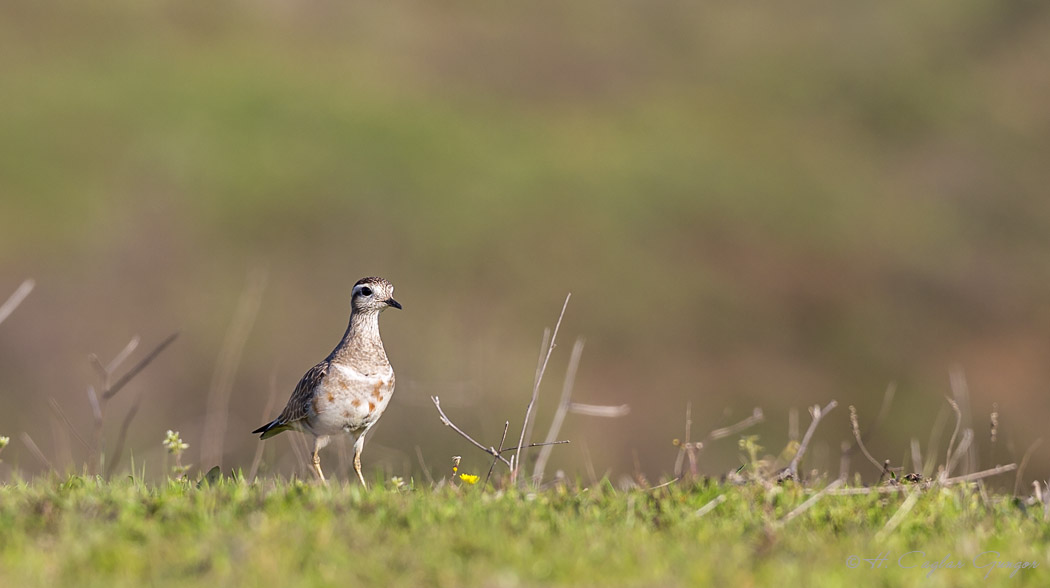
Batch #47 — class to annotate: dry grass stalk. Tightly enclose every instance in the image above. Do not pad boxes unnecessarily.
[512,293,571,482]
[783,401,837,480]
[87,332,179,476]
[1013,439,1043,498]
[201,267,267,469]
[533,338,590,485]
[779,479,844,525]
[0,279,34,327]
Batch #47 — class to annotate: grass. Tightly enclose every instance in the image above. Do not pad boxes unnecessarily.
[0,474,1046,587]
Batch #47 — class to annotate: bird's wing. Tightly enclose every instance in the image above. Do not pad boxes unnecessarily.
[276,360,329,426]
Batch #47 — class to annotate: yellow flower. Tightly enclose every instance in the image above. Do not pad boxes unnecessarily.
[459,473,480,485]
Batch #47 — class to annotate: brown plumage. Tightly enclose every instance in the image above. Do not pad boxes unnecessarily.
[253,277,401,486]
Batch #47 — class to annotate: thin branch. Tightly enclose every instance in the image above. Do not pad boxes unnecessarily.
[19,432,52,470]
[785,401,837,479]
[875,488,922,541]
[945,428,973,476]
[567,403,630,417]
[943,396,963,478]
[106,391,143,478]
[414,446,435,486]
[923,406,949,477]
[944,463,1016,484]
[849,405,884,472]
[202,267,267,468]
[695,494,727,517]
[910,438,922,475]
[1013,439,1042,497]
[643,477,680,492]
[779,479,844,525]
[103,332,180,400]
[512,293,571,483]
[533,337,585,484]
[485,421,510,488]
[106,336,141,378]
[47,397,92,451]
[828,485,908,496]
[0,278,34,327]
[707,407,764,441]
[432,396,512,466]
[674,401,694,479]
[248,371,280,482]
[842,383,896,461]
[500,440,569,452]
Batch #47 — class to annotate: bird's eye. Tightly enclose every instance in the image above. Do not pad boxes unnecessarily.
[359,286,373,297]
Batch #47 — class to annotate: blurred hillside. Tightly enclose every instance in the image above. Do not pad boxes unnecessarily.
[1,0,1049,484]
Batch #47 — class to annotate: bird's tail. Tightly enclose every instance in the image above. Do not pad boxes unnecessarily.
[252,419,291,440]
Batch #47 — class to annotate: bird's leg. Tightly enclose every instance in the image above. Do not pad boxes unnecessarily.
[311,437,327,485]
[353,431,368,488]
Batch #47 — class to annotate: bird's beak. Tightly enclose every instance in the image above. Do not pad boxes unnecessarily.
[386,298,402,310]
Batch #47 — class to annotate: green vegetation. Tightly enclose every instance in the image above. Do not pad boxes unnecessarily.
[0,475,1045,587]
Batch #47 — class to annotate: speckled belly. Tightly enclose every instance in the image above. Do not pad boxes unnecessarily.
[308,366,394,435]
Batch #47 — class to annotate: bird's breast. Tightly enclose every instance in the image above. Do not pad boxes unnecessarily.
[309,364,394,434]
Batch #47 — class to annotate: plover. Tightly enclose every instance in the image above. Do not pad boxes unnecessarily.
[253,276,401,486]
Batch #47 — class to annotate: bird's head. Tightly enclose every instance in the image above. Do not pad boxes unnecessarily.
[351,276,401,313]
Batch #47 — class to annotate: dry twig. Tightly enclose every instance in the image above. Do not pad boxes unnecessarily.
[784,400,837,480]
[0,279,34,327]
[432,396,512,467]
[533,338,585,484]
[485,421,511,488]
[512,293,571,482]
[1013,439,1042,498]
[779,479,844,525]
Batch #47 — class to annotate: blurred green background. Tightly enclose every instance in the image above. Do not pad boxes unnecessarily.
[2,0,1048,485]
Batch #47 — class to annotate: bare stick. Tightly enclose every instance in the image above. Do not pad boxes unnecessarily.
[512,293,571,483]
[643,477,680,492]
[849,405,884,472]
[47,397,92,451]
[708,407,764,441]
[842,383,896,462]
[432,396,512,466]
[500,440,569,452]
[514,327,550,474]
[910,438,922,474]
[485,421,510,488]
[1013,439,1042,497]
[103,332,180,400]
[828,485,908,496]
[533,337,585,484]
[248,372,280,482]
[106,392,143,478]
[945,428,973,477]
[19,432,52,470]
[0,279,34,327]
[875,488,922,540]
[785,401,837,479]
[106,336,141,378]
[414,446,435,486]
[674,401,693,479]
[202,267,267,468]
[944,463,1016,484]
[779,479,844,525]
[695,494,726,517]
[943,397,963,478]
[580,440,598,486]
[924,406,949,477]
[567,403,630,417]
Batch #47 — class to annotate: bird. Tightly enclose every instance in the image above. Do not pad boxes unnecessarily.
[252,276,401,486]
